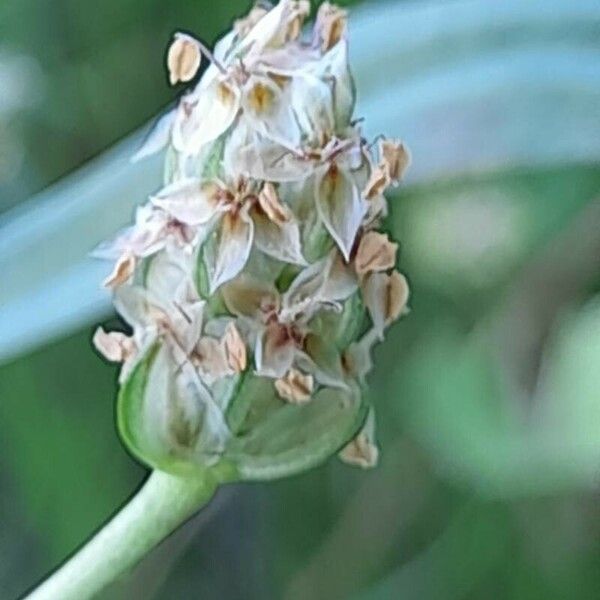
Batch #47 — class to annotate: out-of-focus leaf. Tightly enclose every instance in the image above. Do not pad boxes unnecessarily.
[389,164,600,299]
[2,0,599,363]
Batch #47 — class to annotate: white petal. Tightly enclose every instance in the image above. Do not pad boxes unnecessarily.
[224,120,311,182]
[203,208,254,294]
[172,80,241,155]
[113,284,153,333]
[236,0,291,59]
[252,207,307,266]
[290,72,335,143]
[242,75,301,150]
[151,178,221,225]
[320,250,358,303]
[144,249,190,309]
[317,41,355,128]
[132,109,176,162]
[213,30,237,63]
[255,323,296,379]
[315,164,367,261]
[281,256,329,317]
[193,336,231,384]
[92,227,136,260]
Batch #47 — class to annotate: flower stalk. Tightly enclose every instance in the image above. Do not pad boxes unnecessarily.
[25,470,219,600]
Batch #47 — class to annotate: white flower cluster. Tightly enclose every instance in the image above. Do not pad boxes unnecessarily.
[94,1,410,472]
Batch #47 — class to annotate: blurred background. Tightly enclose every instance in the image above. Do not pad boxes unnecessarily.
[1,0,599,598]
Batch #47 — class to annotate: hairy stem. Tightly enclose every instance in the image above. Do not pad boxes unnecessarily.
[25,469,218,600]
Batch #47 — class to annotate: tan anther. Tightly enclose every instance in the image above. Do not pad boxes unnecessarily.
[315,2,348,51]
[275,368,314,404]
[258,182,291,225]
[363,165,389,200]
[355,232,398,276]
[93,328,136,363]
[386,271,410,323]
[103,253,136,289]
[339,432,379,468]
[380,139,410,183]
[167,33,202,86]
[223,322,247,373]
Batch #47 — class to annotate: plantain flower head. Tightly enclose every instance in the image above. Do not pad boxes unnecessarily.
[94,0,410,481]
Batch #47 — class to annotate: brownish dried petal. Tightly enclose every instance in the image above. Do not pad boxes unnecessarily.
[380,139,411,183]
[167,33,202,86]
[93,328,136,363]
[275,369,314,404]
[103,253,136,289]
[386,271,410,323]
[355,232,398,276]
[339,432,379,469]
[223,322,247,373]
[315,2,348,51]
[257,182,291,225]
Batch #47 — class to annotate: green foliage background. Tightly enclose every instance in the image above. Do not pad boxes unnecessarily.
[1,1,599,599]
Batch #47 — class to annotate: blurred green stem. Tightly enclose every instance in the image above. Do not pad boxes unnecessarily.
[25,469,218,600]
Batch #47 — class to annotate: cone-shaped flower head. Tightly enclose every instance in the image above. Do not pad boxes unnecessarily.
[95,0,410,480]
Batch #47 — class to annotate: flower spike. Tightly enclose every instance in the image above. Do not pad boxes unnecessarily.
[95,1,411,478]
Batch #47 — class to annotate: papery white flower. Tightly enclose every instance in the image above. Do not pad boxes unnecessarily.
[222,260,350,385]
[153,175,306,293]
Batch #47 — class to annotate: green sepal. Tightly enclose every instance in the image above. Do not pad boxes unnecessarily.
[117,344,199,476]
[225,378,368,481]
[303,211,335,263]
[311,292,367,351]
[195,240,211,299]
[200,133,226,180]
[118,346,367,481]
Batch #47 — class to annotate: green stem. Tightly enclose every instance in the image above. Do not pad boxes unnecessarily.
[25,469,218,600]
